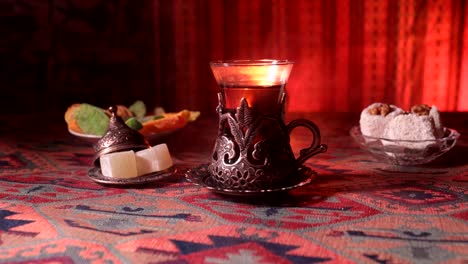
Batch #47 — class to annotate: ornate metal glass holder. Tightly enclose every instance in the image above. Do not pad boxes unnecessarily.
[208,93,327,191]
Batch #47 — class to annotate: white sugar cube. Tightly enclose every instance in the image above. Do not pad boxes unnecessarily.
[100,150,138,178]
[135,144,173,175]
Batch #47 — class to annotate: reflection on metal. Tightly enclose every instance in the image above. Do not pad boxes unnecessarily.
[209,93,327,190]
[92,106,149,166]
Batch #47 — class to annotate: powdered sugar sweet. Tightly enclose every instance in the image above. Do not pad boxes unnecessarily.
[359,103,404,138]
[360,103,445,149]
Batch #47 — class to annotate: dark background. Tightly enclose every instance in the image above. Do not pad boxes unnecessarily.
[1,0,157,115]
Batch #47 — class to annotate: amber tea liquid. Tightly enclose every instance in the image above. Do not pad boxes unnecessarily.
[221,84,294,169]
[222,84,284,116]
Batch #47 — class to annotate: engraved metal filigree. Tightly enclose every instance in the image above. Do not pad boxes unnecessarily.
[208,95,297,190]
[208,93,327,191]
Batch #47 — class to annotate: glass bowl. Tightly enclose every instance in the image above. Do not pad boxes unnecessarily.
[350,126,460,166]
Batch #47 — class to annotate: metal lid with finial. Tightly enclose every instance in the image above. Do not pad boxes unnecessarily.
[92,105,149,166]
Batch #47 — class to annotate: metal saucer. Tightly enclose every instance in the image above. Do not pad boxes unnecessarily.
[185,164,317,196]
[88,166,176,185]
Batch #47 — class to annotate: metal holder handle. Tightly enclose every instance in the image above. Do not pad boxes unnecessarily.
[287,119,328,169]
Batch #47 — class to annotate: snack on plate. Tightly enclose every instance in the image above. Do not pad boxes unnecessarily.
[128,100,146,118]
[382,113,437,149]
[65,101,200,137]
[64,103,82,133]
[100,143,173,178]
[65,103,133,135]
[359,102,445,149]
[418,105,444,138]
[359,103,404,138]
[139,110,195,135]
[65,103,112,135]
[105,105,134,119]
[383,104,444,149]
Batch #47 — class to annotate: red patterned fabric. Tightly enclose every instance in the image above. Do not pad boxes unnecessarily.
[0,113,467,263]
[154,0,468,113]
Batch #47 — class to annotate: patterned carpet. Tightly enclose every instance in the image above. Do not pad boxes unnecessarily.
[0,113,467,263]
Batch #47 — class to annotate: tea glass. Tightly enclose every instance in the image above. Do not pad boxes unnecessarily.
[208,60,327,191]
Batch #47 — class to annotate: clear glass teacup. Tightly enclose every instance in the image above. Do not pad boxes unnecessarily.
[208,60,327,190]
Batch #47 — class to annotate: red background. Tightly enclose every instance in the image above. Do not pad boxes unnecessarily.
[1,0,467,115]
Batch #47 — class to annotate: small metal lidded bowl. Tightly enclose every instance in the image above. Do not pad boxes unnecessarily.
[92,105,149,166]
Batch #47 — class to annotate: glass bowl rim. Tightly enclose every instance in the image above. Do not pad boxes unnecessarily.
[350,125,460,143]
